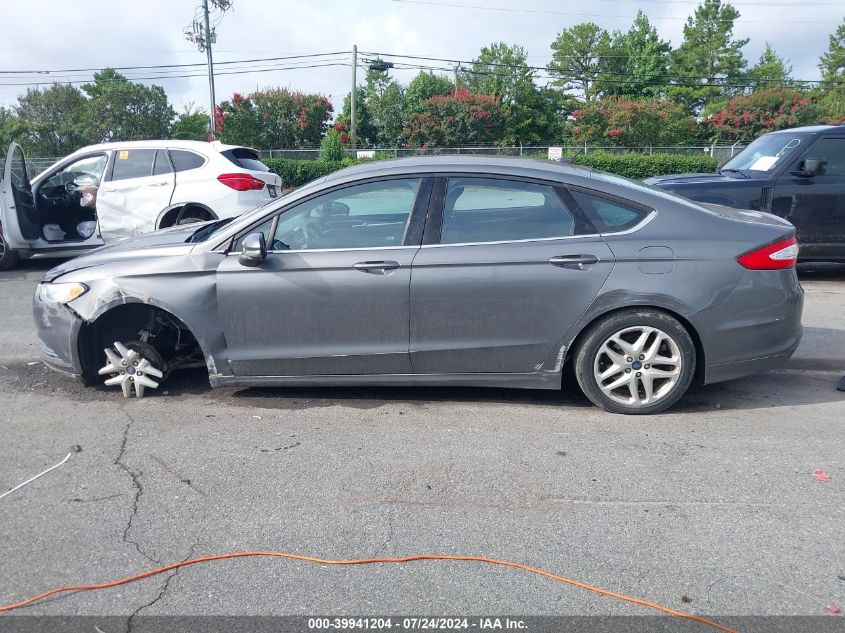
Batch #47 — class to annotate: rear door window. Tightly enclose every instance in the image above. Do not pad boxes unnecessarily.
[169,150,206,172]
[440,178,576,244]
[110,149,156,181]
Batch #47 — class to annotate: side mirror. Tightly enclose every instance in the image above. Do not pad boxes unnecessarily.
[238,232,266,267]
[792,158,827,178]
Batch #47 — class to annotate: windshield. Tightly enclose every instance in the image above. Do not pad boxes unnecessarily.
[721,133,809,172]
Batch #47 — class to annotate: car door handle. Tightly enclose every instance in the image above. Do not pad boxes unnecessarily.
[548,254,600,270]
[149,181,170,187]
[352,260,401,274]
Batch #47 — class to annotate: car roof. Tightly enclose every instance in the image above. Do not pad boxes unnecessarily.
[322,155,595,183]
[65,139,255,155]
[767,125,845,136]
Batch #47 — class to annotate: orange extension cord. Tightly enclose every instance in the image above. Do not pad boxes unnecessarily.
[0,551,737,632]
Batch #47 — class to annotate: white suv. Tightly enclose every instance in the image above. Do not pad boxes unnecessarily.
[0,140,282,270]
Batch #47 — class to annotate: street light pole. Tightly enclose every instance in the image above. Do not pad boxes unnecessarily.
[202,0,216,138]
[350,44,358,152]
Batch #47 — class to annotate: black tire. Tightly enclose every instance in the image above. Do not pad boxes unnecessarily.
[573,309,696,415]
[0,228,20,271]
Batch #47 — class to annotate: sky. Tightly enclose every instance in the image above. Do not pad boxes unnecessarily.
[0,0,842,115]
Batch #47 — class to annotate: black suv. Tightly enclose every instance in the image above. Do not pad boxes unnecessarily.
[646,125,845,262]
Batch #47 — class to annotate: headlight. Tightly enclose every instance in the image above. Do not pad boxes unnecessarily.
[39,282,89,304]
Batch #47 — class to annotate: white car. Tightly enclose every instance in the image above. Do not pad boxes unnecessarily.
[0,139,282,270]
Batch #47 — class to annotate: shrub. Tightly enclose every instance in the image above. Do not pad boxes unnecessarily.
[403,89,505,147]
[571,98,698,147]
[571,151,717,179]
[317,129,347,162]
[263,158,355,188]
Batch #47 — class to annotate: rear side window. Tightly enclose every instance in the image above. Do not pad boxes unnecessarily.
[169,150,206,172]
[221,147,270,172]
[440,178,576,244]
[110,149,156,181]
[570,190,649,233]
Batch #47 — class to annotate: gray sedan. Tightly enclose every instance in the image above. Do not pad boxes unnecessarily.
[33,156,803,414]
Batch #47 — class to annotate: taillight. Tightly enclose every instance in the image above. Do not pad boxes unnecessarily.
[217,173,266,191]
[737,236,799,270]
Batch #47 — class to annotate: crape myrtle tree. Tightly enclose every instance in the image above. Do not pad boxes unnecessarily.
[402,90,505,148]
[215,88,333,148]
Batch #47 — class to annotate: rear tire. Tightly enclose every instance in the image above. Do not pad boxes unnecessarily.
[0,228,20,271]
[573,309,696,415]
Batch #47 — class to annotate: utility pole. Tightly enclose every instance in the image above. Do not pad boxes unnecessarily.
[452,62,461,92]
[350,45,358,151]
[185,1,231,139]
[202,0,216,137]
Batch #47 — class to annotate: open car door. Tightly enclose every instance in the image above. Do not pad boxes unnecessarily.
[1,142,39,243]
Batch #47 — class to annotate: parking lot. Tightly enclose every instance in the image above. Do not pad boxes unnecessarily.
[0,259,843,624]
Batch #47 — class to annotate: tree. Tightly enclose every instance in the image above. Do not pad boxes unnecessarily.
[570,98,698,147]
[215,88,333,148]
[336,86,376,146]
[403,71,452,113]
[0,106,20,152]
[402,90,505,147]
[819,19,845,119]
[549,23,613,103]
[600,11,671,99]
[82,69,174,143]
[703,87,825,141]
[668,0,749,113]
[463,42,553,144]
[170,104,210,141]
[747,44,792,90]
[14,84,89,156]
[363,64,405,146]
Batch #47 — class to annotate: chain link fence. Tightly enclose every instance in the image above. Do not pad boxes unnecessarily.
[5,144,748,177]
[257,144,748,167]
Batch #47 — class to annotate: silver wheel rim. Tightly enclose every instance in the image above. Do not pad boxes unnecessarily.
[98,341,164,398]
[593,326,683,408]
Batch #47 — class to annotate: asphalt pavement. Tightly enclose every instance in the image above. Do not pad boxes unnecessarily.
[0,258,842,628]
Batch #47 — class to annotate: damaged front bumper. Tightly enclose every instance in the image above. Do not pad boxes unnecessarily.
[32,287,85,377]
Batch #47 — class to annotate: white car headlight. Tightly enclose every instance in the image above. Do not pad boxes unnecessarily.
[39,282,89,304]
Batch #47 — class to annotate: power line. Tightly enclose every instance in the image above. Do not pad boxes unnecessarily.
[0,62,350,87]
[362,51,837,85]
[0,52,348,76]
[391,0,841,23]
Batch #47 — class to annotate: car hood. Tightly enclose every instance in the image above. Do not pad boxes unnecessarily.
[43,223,208,282]
[644,172,759,186]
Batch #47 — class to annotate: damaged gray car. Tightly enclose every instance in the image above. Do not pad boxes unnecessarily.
[33,156,803,414]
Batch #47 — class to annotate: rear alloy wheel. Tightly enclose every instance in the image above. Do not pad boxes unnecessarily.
[574,310,696,414]
[0,227,20,271]
[98,341,164,398]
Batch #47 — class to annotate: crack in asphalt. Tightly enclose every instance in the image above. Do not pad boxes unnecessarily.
[115,408,160,566]
[125,543,197,633]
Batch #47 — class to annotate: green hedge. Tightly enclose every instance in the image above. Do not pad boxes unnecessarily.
[571,151,717,179]
[263,157,357,188]
[264,151,718,188]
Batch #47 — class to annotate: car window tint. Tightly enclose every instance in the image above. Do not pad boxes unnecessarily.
[804,138,845,176]
[221,147,270,172]
[152,150,172,176]
[269,179,421,251]
[169,150,206,172]
[570,190,648,233]
[110,149,156,181]
[440,178,575,244]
